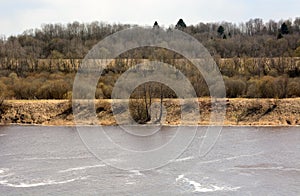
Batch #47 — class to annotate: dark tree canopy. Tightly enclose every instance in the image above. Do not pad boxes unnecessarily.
[153,21,159,29]
[175,19,187,29]
[217,25,225,36]
[281,22,289,34]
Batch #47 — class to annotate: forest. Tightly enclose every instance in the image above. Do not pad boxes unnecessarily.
[0,18,300,100]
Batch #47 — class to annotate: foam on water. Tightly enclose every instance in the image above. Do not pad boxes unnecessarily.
[0,168,9,175]
[0,177,87,188]
[0,168,14,179]
[198,152,264,165]
[0,168,87,188]
[125,181,136,185]
[59,164,106,173]
[171,156,194,163]
[176,174,240,193]
[129,170,144,177]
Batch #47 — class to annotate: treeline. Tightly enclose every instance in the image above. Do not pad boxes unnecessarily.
[0,22,130,59]
[0,18,300,59]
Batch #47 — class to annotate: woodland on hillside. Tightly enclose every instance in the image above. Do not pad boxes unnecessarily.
[1,18,300,59]
[0,18,300,101]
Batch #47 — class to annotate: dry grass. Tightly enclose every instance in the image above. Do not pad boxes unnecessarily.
[0,98,299,126]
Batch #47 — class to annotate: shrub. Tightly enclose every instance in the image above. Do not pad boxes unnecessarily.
[258,76,277,98]
[273,76,288,98]
[0,96,7,119]
[37,80,70,99]
[246,79,261,98]
[287,78,300,97]
[0,81,7,98]
[129,99,149,124]
[13,80,39,99]
[8,72,18,80]
[95,88,104,99]
[102,85,113,99]
[225,77,247,98]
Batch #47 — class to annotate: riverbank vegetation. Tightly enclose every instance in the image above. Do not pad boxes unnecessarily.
[0,19,299,125]
[0,56,299,100]
[0,18,299,100]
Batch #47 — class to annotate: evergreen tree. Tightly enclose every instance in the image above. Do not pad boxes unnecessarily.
[217,25,225,36]
[153,21,159,29]
[281,22,289,34]
[175,19,187,29]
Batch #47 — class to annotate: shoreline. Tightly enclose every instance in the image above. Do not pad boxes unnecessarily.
[0,123,299,127]
[0,98,299,126]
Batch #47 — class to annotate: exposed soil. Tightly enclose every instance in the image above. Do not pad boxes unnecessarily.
[0,98,299,126]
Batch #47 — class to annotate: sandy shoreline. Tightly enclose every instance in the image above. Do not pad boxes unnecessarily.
[0,98,299,126]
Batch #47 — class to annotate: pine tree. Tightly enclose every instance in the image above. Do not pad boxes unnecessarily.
[217,26,225,36]
[153,21,159,29]
[280,22,289,34]
[175,19,187,29]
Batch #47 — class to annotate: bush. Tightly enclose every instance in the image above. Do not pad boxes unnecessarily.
[273,76,288,98]
[0,94,10,120]
[225,77,246,98]
[246,76,289,98]
[13,80,39,99]
[246,78,260,98]
[287,78,300,97]
[102,85,113,99]
[37,80,70,99]
[258,76,277,98]
[0,81,7,98]
[246,77,275,98]
[129,99,150,124]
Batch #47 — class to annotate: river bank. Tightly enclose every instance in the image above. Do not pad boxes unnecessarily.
[0,98,299,126]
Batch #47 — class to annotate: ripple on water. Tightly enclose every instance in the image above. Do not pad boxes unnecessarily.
[0,177,87,188]
[58,164,106,173]
[175,174,240,193]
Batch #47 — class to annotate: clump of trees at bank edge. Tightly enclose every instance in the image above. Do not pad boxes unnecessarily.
[0,18,300,101]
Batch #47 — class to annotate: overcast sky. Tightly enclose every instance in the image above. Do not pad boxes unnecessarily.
[0,0,299,36]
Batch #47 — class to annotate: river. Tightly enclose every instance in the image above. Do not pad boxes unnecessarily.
[0,126,299,195]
